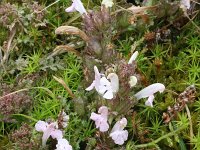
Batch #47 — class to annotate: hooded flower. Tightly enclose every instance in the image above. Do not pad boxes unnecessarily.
[35,120,63,146]
[86,66,119,99]
[56,139,73,150]
[90,106,109,132]
[134,83,165,107]
[98,73,119,99]
[65,0,87,15]
[102,0,114,8]
[110,118,128,145]
[128,51,139,64]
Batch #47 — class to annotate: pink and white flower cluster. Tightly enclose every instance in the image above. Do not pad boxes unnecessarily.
[90,106,128,145]
[86,51,165,107]
[35,112,72,150]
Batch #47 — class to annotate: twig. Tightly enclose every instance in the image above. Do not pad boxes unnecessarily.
[12,114,38,122]
[184,11,200,33]
[51,45,81,57]
[53,76,75,98]
[2,26,16,63]
[134,125,187,149]
[185,104,194,142]
[0,87,55,100]
[165,89,179,96]
[31,0,61,15]
[0,88,29,100]
[191,0,200,5]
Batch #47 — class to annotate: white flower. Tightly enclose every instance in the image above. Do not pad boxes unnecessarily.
[56,139,73,150]
[180,0,190,10]
[85,66,103,92]
[86,66,119,99]
[65,0,87,15]
[110,118,128,145]
[129,76,137,87]
[102,0,114,8]
[98,73,119,99]
[90,106,109,132]
[134,83,165,107]
[128,51,138,64]
[35,121,63,147]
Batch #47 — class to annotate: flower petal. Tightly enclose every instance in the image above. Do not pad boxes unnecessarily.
[102,0,114,8]
[51,130,63,140]
[35,120,47,132]
[42,130,52,147]
[100,77,111,86]
[111,118,127,132]
[90,106,109,132]
[85,81,96,91]
[180,0,190,9]
[98,84,108,94]
[65,4,76,12]
[134,83,165,100]
[98,106,108,117]
[107,73,119,93]
[128,51,138,64]
[129,76,137,87]
[73,0,87,14]
[145,95,154,107]
[110,130,128,145]
[56,139,72,150]
[103,90,113,99]
[99,121,109,132]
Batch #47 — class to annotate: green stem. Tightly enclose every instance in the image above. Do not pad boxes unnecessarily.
[185,104,194,137]
[31,0,61,15]
[135,125,188,149]
[12,114,38,122]
[0,87,55,100]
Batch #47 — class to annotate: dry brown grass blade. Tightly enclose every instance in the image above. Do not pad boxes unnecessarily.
[127,5,158,14]
[53,76,75,99]
[52,45,81,57]
[55,26,89,42]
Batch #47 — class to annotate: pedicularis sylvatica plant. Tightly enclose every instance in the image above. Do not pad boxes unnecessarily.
[53,0,165,148]
[33,0,197,149]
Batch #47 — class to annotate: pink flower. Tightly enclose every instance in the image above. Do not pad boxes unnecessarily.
[65,0,87,15]
[110,118,128,145]
[56,139,73,150]
[35,120,63,147]
[90,106,109,132]
[134,83,165,107]
[86,66,119,99]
